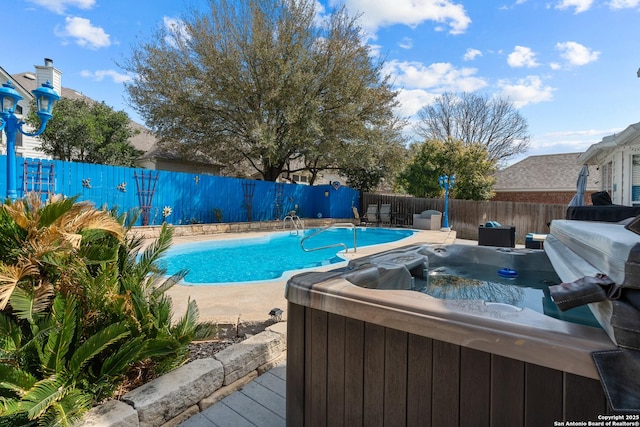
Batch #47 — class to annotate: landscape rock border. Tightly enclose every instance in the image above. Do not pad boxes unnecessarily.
[78,322,287,427]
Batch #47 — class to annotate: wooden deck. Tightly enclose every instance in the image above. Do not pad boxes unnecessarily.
[179,363,286,427]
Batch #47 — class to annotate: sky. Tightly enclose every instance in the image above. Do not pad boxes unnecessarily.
[3,0,640,165]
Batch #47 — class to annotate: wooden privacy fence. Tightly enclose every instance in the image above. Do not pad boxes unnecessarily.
[362,193,568,244]
[0,156,359,226]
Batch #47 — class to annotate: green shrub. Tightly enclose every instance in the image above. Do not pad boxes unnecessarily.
[0,194,213,426]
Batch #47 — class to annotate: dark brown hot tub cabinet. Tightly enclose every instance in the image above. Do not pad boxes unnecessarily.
[285,268,616,426]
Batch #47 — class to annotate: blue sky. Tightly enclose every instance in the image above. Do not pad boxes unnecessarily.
[4,0,640,165]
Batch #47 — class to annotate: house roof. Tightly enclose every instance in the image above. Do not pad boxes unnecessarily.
[494,152,599,192]
[579,121,640,165]
[11,71,179,162]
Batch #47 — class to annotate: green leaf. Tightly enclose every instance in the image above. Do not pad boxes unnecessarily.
[21,376,66,420]
[171,299,199,343]
[42,296,77,374]
[37,388,92,427]
[99,337,145,378]
[0,312,21,353]
[68,322,130,375]
[138,338,181,361]
[0,364,38,395]
[37,197,77,229]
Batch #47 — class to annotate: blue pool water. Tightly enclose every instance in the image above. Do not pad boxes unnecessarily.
[162,227,415,285]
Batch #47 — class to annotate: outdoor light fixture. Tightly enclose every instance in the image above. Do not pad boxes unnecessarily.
[269,308,283,322]
[0,80,59,200]
[438,174,455,230]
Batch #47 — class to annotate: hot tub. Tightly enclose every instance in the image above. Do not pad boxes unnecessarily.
[285,244,616,426]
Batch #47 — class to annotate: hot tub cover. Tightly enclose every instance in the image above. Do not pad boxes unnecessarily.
[548,219,640,287]
[546,218,640,413]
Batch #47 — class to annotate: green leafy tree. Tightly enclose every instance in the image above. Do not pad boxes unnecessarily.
[26,98,142,167]
[337,119,408,192]
[398,138,496,201]
[415,92,530,164]
[0,195,213,426]
[122,0,401,181]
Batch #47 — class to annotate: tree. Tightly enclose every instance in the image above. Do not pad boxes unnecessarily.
[27,98,142,166]
[415,92,530,164]
[337,118,408,192]
[397,138,496,201]
[122,0,401,181]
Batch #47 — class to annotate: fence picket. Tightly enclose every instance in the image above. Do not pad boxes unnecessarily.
[0,156,359,226]
[362,193,567,244]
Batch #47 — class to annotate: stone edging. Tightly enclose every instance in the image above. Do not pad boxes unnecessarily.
[131,218,354,240]
[78,322,287,427]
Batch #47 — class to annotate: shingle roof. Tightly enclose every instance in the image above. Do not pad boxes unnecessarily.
[494,152,599,192]
[12,72,164,161]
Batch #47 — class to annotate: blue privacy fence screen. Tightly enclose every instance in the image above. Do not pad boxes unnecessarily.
[0,156,359,226]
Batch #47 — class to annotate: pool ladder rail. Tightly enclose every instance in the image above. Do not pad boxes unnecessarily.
[283,214,305,235]
[300,223,357,253]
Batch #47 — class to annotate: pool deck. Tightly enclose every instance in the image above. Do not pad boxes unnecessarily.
[171,228,457,427]
[165,227,456,327]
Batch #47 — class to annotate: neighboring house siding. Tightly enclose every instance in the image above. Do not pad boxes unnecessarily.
[579,122,640,206]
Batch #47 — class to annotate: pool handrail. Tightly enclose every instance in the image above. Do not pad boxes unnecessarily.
[300,222,357,253]
[283,214,304,235]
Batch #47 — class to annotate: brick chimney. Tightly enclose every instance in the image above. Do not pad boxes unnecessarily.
[34,58,62,96]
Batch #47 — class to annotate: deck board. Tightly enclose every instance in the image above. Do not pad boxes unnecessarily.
[179,362,286,427]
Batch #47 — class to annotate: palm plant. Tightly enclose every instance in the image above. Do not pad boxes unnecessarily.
[0,194,213,426]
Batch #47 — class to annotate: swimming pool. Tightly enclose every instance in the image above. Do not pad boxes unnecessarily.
[161,227,415,285]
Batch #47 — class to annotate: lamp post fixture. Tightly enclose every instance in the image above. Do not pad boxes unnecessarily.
[0,80,60,200]
[438,174,455,231]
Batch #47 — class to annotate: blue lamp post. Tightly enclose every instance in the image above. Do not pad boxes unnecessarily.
[438,174,455,230]
[0,80,60,200]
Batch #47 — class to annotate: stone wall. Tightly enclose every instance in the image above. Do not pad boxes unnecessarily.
[130,218,354,240]
[79,323,287,427]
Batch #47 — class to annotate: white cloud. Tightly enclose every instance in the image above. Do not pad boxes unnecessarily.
[555,0,594,13]
[384,60,487,93]
[27,0,94,14]
[556,41,600,66]
[164,16,191,45]
[463,48,482,61]
[55,16,110,49]
[507,46,539,68]
[497,75,555,108]
[395,88,440,118]
[609,0,640,8]
[330,0,471,35]
[368,44,383,58]
[80,69,134,84]
[398,37,413,49]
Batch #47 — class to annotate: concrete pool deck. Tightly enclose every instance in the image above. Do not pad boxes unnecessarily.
[164,227,457,329]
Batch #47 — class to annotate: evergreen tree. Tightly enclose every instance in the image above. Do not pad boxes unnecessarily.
[122,0,402,181]
[27,98,142,166]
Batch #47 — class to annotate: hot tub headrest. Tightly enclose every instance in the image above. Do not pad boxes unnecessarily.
[343,263,414,290]
[343,246,430,290]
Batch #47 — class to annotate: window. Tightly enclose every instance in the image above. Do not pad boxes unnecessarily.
[632,157,640,205]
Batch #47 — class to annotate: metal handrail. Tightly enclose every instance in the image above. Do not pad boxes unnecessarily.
[283,215,304,235]
[300,222,357,253]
